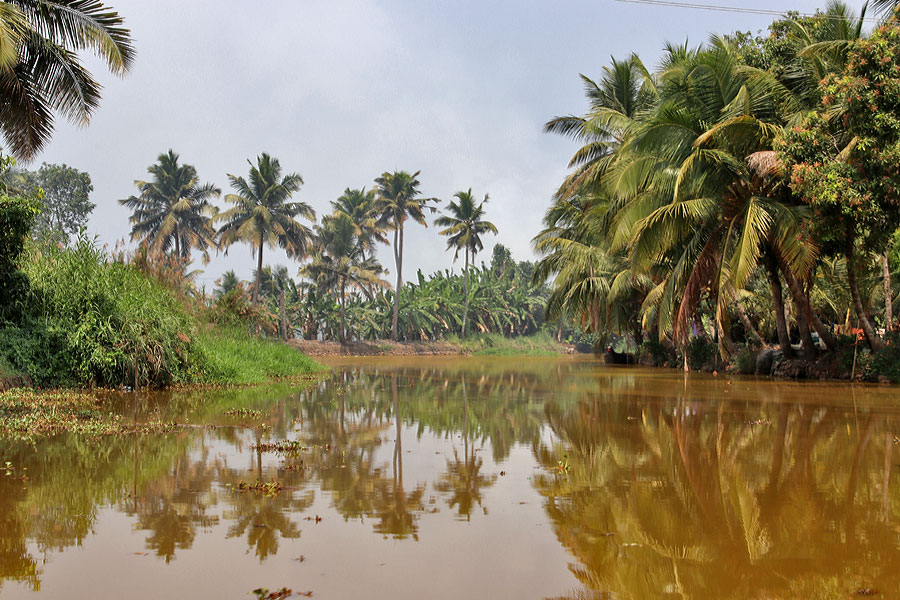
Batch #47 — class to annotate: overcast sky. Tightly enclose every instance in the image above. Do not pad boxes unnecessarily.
[33,0,863,289]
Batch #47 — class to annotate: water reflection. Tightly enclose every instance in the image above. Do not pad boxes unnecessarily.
[1,358,899,599]
[533,376,900,599]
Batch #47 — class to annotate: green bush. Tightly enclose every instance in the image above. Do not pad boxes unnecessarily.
[868,332,900,382]
[639,339,676,367]
[0,195,40,321]
[687,337,718,370]
[733,347,758,375]
[1,236,200,387]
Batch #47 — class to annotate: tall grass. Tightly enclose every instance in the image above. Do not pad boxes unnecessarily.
[448,331,565,356]
[196,327,324,384]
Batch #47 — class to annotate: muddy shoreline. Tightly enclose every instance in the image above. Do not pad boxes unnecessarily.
[288,338,576,356]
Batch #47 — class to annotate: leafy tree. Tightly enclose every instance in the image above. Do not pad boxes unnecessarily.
[435,189,497,336]
[0,0,134,159]
[29,163,93,241]
[778,12,900,349]
[119,150,220,263]
[216,153,315,304]
[374,170,438,340]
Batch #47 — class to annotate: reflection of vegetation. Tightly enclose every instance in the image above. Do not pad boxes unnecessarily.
[5,359,899,597]
[535,380,900,599]
[433,381,496,520]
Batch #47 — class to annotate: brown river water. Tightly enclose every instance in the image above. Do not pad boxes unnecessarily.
[2,356,900,599]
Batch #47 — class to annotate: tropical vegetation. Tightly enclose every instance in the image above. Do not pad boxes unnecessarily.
[536,2,900,377]
[0,0,134,160]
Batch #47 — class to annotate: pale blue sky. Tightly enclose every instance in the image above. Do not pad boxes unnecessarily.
[35,0,866,288]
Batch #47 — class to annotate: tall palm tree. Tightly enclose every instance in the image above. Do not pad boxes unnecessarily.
[330,187,386,259]
[374,170,438,340]
[119,150,220,263]
[435,189,497,336]
[0,0,134,160]
[216,153,315,304]
[301,212,387,343]
[544,54,657,201]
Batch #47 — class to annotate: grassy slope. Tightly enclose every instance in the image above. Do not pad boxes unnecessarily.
[197,327,327,384]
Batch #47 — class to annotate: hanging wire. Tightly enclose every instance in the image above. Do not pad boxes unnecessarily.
[613,0,882,23]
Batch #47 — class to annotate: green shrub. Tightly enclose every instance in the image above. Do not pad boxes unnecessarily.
[639,339,676,367]
[868,332,900,382]
[687,337,718,370]
[3,236,200,387]
[733,347,758,375]
[0,195,40,321]
[0,235,324,389]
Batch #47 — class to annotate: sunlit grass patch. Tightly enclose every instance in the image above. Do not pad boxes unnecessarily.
[196,328,327,385]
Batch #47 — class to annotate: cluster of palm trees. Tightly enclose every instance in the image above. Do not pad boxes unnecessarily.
[536,1,900,365]
[119,150,513,343]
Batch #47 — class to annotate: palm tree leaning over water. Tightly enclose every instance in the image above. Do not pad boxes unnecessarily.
[436,189,497,337]
[216,153,315,304]
[374,170,439,340]
[0,0,134,160]
[119,150,220,264]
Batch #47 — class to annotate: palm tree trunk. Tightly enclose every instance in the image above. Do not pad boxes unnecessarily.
[253,234,264,304]
[847,237,884,350]
[765,255,793,358]
[775,252,837,350]
[775,254,820,356]
[731,288,763,347]
[173,223,181,260]
[883,253,893,331]
[339,278,347,345]
[462,246,469,337]
[279,290,288,340]
[391,225,403,341]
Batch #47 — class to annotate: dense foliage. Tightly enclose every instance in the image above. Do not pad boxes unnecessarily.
[536,3,900,376]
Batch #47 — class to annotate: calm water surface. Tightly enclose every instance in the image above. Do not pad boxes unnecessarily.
[2,356,900,599]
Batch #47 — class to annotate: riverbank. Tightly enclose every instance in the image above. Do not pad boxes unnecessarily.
[289,333,575,357]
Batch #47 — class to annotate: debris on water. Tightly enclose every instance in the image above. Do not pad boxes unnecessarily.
[500,471,506,476]
[252,587,293,600]
[224,408,262,419]
[746,419,773,426]
[294,555,305,563]
[237,479,283,497]
[855,589,878,597]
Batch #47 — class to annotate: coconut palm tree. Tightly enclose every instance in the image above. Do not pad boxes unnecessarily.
[216,153,315,304]
[330,187,386,259]
[119,150,220,263]
[374,170,438,340]
[215,270,240,298]
[435,189,497,336]
[870,0,897,16]
[544,54,657,201]
[301,212,388,343]
[0,0,134,160]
